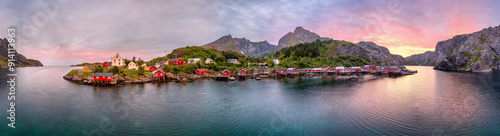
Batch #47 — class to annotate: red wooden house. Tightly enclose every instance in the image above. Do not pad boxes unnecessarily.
[363,65,376,70]
[302,68,312,72]
[385,67,396,72]
[221,69,230,76]
[102,62,110,67]
[396,66,407,71]
[153,70,165,78]
[286,68,298,74]
[93,73,113,81]
[335,67,346,72]
[351,67,362,72]
[325,67,332,72]
[195,69,210,76]
[239,69,247,75]
[168,58,186,65]
[149,65,158,72]
[275,68,285,74]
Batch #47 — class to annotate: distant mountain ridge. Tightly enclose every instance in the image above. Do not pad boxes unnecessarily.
[202,35,276,57]
[356,42,408,66]
[0,38,43,67]
[405,51,436,66]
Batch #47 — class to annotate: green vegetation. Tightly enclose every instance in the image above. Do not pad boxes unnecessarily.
[67,69,93,78]
[272,39,371,68]
[70,62,101,66]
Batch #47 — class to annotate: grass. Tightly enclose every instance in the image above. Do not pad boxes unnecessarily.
[67,69,93,78]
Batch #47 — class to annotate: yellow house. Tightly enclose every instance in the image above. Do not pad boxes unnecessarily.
[83,64,95,70]
[144,66,149,71]
[128,61,138,70]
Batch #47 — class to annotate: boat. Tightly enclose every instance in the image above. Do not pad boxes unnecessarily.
[255,76,261,80]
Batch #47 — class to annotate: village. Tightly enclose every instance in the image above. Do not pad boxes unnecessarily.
[63,53,417,85]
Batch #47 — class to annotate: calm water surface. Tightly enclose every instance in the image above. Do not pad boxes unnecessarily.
[1,66,500,135]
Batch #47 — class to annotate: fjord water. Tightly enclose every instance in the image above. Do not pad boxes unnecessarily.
[1,66,500,135]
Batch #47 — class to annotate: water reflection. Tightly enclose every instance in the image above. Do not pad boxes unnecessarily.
[1,66,500,135]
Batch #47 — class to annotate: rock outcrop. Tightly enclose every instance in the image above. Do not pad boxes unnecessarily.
[405,25,500,72]
[0,38,43,67]
[202,35,276,57]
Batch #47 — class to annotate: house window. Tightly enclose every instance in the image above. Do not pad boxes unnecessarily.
[155,74,158,76]
[96,76,99,79]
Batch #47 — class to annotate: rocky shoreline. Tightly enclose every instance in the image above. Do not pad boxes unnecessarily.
[63,70,416,86]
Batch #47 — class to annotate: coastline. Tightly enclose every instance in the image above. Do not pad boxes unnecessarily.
[63,69,417,86]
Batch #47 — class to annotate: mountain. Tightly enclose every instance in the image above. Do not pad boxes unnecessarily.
[406,25,500,72]
[202,35,276,57]
[273,39,407,68]
[405,51,436,66]
[0,38,43,67]
[259,27,331,58]
[356,42,408,65]
[277,26,331,48]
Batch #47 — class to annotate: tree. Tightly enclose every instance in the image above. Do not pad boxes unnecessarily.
[132,56,136,62]
[93,65,104,73]
[137,59,145,66]
[137,66,144,76]
[111,66,120,74]
[215,56,226,63]
[124,59,131,66]
[266,58,274,67]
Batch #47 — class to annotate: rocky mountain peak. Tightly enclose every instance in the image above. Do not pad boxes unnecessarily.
[293,26,307,33]
[276,26,330,48]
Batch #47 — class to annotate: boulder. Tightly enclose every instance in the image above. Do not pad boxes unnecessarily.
[70,75,82,81]
[63,74,73,80]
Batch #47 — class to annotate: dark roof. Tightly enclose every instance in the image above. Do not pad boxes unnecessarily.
[169,59,181,61]
[385,67,396,69]
[302,68,313,70]
[93,73,113,76]
[397,66,407,68]
[258,68,268,71]
[85,65,95,69]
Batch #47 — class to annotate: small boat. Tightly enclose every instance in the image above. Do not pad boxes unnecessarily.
[228,77,236,81]
[255,76,262,80]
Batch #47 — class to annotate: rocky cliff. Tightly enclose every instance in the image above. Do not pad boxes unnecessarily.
[407,25,500,72]
[405,51,436,66]
[356,42,408,66]
[202,35,276,57]
[0,38,43,67]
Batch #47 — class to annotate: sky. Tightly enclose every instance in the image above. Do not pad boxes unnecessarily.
[1,0,499,65]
